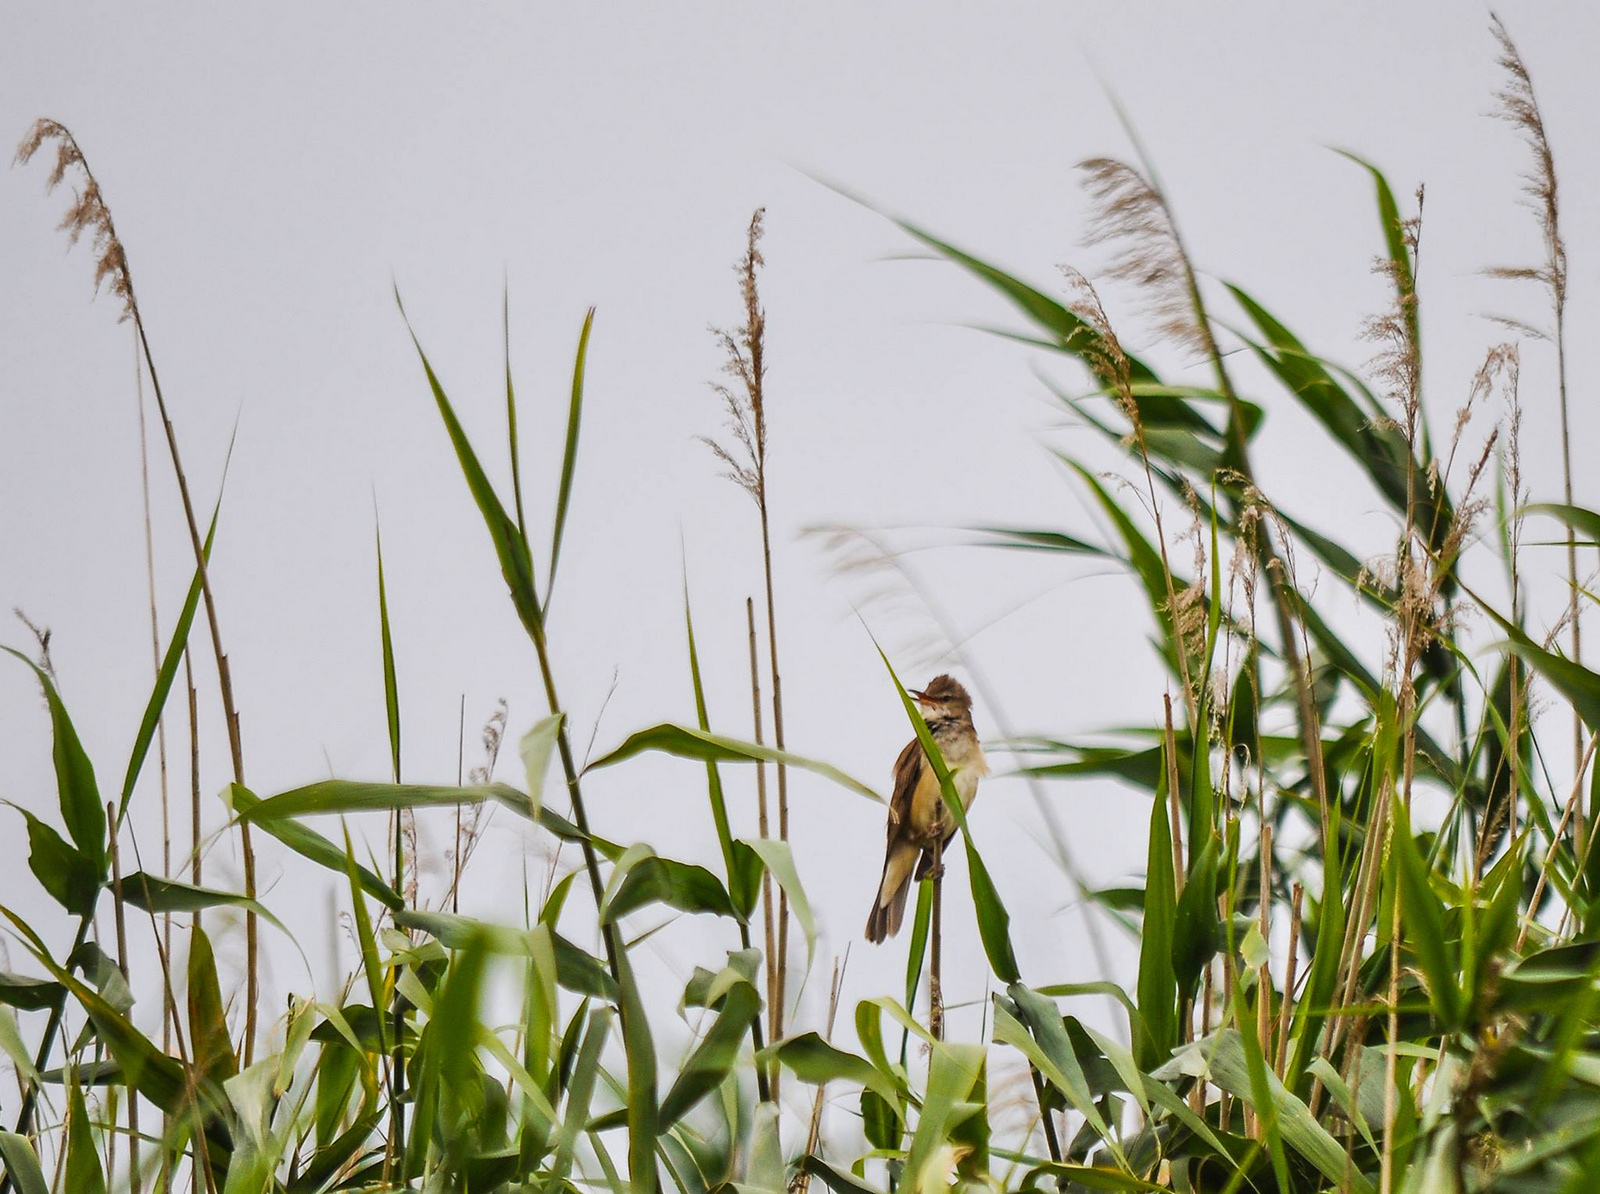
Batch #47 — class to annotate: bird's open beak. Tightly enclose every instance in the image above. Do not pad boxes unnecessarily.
[910,689,929,704]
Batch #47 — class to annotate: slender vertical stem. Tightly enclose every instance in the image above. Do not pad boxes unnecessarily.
[738,920,772,1105]
[1274,883,1304,1078]
[454,695,465,914]
[797,956,846,1190]
[1164,695,1186,898]
[131,312,258,1062]
[133,327,173,1052]
[929,833,945,1042]
[747,597,779,1090]
[759,504,791,1051]
[1557,322,1583,855]
[187,652,201,893]
[1254,824,1273,1140]
[526,625,624,986]
[1030,1065,1063,1164]
[107,804,141,1194]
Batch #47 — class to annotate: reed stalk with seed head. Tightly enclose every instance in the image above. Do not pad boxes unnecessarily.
[1488,16,1579,841]
[705,208,792,1081]
[16,119,260,1063]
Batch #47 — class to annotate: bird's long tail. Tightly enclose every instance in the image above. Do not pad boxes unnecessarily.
[865,840,920,943]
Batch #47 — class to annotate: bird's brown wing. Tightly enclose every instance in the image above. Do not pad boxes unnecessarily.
[867,738,927,943]
[886,737,923,840]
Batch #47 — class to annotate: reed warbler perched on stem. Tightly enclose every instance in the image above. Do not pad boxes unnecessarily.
[865,675,987,942]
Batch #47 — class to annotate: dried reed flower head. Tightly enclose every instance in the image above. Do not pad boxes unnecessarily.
[702,208,770,505]
[1361,260,1422,438]
[446,698,509,904]
[467,698,509,787]
[15,119,137,323]
[1058,266,1139,431]
[1486,15,1565,330]
[1076,158,1204,355]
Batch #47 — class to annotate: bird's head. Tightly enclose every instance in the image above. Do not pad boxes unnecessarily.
[911,674,974,722]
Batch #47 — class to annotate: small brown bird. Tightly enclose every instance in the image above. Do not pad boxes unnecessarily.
[865,675,988,943]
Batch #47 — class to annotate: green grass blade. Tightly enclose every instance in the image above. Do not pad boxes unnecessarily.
[615,945,659,1194]
[547,307,594,607]
[602,852,737,924]
[120,495,222,819]
[376,518,401,784]
[658,973,760,1127]
[0,1131,49,1194]
[398,294,543,639]
[1135,760,1178,1069]
[742,837,817,970]
[504,281,527,540]
[341,823,388,1057]
[551,1006,612,1187]
[587,723,881,803]
[64,1081,107,1194]
[187,926,238,1083]
[119,872,288,937]
[2,648,104,878]
[224,784,402,910]
[683,581,740,898]
[520,713,564,824]
[1390,798,1462,1028]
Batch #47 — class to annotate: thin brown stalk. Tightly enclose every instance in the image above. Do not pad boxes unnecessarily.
[1274,883,1304,1079]
[453,694,465,913]
[1163,695,1186,899]
[793,955,849,1193]
[107,804,141,1194]
[930,827,945,1042]
[764,510,792,1054]
[1518,731,1600,949]
[747,597,779,1077]
[17,120,258,1060]
[706,211,792,1060]
[187,650,201,892]
[133,325,174,1065]
[1256,821,1272,1077]
[1488,16,1577,833]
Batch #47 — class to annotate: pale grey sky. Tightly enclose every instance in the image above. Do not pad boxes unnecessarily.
[2,0,1595,1138]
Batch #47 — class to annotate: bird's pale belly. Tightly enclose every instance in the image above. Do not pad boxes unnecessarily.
[907,743,987,839]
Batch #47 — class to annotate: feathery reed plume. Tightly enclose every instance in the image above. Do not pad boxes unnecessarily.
[1487,15,1581,832]
[704,208,794,1078]
[1060,267,1201,725]
[1077,158,1206,356]
[16,118,260,1061]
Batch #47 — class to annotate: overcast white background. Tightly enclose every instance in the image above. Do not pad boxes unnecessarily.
[3,1,1596,1142]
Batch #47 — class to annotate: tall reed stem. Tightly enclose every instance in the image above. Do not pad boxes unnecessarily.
[929,830,945,1042]
[747,597,780,1088]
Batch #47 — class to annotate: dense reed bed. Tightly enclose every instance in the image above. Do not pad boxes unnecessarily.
[5,16,1600,1194]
